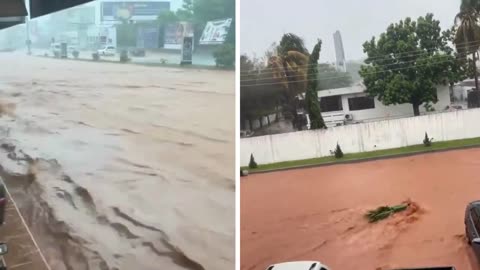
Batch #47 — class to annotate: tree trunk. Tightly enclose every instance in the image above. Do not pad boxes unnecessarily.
[413,103,420,116]
[474,52,479,92]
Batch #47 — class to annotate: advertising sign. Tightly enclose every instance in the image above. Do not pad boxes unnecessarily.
[199,18,232,45]
[101,1,170,21]
[181,36,193,65]
[164,22,194,50]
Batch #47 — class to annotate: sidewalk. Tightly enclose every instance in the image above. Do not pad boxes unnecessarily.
[0,191,49,270]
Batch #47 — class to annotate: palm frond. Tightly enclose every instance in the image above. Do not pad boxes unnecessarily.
[365,204,408,223]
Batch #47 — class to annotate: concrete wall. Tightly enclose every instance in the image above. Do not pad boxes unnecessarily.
[241,108,480,166]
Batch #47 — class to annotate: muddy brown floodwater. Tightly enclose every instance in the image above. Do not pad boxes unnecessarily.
[0,53,234,270]
[241,149,480,270]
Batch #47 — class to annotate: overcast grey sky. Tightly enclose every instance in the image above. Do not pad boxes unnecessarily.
[241,0,460,62]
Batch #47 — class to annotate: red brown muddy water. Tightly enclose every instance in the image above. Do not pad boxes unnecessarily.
[241,150,480,270]
[0,53,234,270]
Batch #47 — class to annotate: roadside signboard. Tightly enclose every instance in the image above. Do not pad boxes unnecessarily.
[164,22,193,50]
[199,18,232,45]
[181,36,193,65]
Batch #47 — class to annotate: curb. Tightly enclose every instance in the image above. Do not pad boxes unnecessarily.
[33,55,234,71]
[245,143,480,175]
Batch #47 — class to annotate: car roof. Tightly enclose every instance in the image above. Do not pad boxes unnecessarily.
[468,201,480,207]
[267,261,326,270]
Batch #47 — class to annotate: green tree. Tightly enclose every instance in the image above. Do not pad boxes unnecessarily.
[175,0,235,45]
[360,14,464,116]
[455,0,480,91]
[240,54,280,130]
[277,33,309,56]
[305,40,326,129]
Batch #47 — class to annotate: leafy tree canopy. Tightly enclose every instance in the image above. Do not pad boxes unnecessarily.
[359,13,469,116]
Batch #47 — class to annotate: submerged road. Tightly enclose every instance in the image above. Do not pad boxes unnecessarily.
[242,149,480,270]
[0,53,235,270]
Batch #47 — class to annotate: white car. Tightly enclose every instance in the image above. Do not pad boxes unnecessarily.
[266,261,330,270]
[97,45,116,56]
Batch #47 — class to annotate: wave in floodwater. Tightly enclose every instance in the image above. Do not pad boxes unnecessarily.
[0,53,235,270]
[0,143,207,270]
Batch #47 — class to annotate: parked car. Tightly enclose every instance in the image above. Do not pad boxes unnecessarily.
[265,261,329,270]
[97,45,116,56]
[465,200,480,259]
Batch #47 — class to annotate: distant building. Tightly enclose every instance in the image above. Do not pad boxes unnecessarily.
[316,83,452,127]
[333,30,346,72]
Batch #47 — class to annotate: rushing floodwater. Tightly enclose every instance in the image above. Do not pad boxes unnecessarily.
[0,53,235,270]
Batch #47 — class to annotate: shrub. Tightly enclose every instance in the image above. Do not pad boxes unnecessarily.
[213,44,235,67]
[332,143,344,159]
[249,154,258,169]
[92,52,100,61]
[423,132,433,147]
[72,50,79,59]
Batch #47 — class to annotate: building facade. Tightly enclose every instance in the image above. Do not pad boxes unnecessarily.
[316,83,452,127]
[333,30,346,72]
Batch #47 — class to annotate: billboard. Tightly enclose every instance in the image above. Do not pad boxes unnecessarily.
[101,1,170,21]
[164,22,193,50]
[199,18,232,45]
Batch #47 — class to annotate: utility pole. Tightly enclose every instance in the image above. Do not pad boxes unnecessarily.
[25,0,31,55]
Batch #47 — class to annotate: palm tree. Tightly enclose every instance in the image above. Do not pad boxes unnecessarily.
[266,33,310,130]
[455,0,480,91]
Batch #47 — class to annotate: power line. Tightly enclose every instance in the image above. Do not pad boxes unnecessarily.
[241,51,470,88]
[240,52,468,84]
[240,38,480,75]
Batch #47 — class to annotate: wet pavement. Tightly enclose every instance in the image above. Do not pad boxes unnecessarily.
[1,190,49,270]
[242,149,480,270]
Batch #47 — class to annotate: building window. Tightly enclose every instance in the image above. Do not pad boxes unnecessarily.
[348,96,375,111]
[320,95,343,112]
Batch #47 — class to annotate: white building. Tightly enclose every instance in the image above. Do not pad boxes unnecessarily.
[316,83,452,127]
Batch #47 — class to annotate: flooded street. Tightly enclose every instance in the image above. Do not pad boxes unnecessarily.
[241,150,480,270]
[0,53,235,270]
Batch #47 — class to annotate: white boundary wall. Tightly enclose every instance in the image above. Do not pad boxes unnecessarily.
[241,108,480,166]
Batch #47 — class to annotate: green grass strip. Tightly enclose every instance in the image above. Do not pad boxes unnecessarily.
[243,137,480,173]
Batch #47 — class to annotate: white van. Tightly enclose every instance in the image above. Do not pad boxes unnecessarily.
[266,261,330,270]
